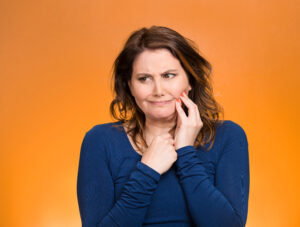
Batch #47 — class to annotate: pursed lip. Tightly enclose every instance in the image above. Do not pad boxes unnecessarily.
[149,99,173,104]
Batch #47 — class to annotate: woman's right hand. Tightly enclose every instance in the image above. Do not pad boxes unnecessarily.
[141,133,177,175]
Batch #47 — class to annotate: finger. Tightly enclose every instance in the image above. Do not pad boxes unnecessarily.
[160,137,174,146]
[179,92,199,122]
[175,98,188,121]
[180,92,197,112]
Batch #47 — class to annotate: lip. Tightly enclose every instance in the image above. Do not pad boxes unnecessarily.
[149,100,173,105]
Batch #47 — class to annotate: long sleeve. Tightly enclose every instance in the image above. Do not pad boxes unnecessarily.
[175,122,250,227]
[77,131,161,227]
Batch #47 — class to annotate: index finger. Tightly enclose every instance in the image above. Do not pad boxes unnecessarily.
[179,91,199,120]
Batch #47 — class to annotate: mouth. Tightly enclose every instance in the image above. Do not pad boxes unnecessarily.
[149,100,173,105]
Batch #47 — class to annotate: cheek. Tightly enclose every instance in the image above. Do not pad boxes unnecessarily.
[169,83,187,97]
[133,87,151,101]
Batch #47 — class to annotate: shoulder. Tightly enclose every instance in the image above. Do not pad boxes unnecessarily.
[82,121,122,147]
[80,121,122,160]
[85,121,122,138]
[215,120,248,148]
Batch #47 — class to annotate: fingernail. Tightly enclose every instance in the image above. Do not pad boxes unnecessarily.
[180,92,184,97]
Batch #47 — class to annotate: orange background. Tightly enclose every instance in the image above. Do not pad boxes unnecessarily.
[1,0,299,226]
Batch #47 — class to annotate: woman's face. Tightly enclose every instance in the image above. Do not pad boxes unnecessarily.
[128,48,192,121]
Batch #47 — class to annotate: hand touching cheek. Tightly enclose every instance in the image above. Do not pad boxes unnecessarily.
[174,91,203,150]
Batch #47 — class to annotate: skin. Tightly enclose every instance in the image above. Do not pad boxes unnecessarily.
[127,48,203,174]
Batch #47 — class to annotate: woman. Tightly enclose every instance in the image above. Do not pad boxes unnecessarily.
[77,26,250,227]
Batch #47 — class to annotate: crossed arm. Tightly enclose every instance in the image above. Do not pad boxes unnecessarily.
[77,123,249,227]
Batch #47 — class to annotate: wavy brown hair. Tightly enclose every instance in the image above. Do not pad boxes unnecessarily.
[109,25,224,152]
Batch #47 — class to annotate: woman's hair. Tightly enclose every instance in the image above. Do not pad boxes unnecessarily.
[109,25,224,151]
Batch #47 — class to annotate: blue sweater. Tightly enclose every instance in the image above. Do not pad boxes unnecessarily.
[77,120,249,227]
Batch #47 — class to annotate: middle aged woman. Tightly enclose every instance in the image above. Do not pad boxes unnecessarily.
[77,25,250,227]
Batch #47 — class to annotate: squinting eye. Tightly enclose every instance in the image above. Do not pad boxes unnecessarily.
[163,73,176,78]
[138,76,149,82]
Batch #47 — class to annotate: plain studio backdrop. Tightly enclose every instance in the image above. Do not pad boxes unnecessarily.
[0,0,299,226]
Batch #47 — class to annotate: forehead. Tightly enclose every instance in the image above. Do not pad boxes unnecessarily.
[132,48,181,73]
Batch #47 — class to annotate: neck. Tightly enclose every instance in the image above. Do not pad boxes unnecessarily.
[144,114,177,139]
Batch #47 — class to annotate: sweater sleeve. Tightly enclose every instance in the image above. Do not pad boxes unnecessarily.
[175,122,250,227]
[77,130,161,227]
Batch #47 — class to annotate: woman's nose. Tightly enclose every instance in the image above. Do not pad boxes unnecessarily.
[153,78,164,96]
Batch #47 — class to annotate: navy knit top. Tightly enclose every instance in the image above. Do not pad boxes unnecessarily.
[77,120,250,227]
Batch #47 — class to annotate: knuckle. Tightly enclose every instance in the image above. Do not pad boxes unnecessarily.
[191,104,197,109]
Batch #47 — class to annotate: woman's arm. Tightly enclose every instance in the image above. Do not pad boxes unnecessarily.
[77,130,161,227]
[175,122,250,227]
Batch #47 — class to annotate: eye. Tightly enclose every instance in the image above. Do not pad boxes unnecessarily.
[138,76,149,82]
[163,73,176,78]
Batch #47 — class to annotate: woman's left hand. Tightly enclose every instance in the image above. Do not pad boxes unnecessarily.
[174,91,203,150]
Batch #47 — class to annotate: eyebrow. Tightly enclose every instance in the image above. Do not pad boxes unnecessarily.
[135,69,178,76]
